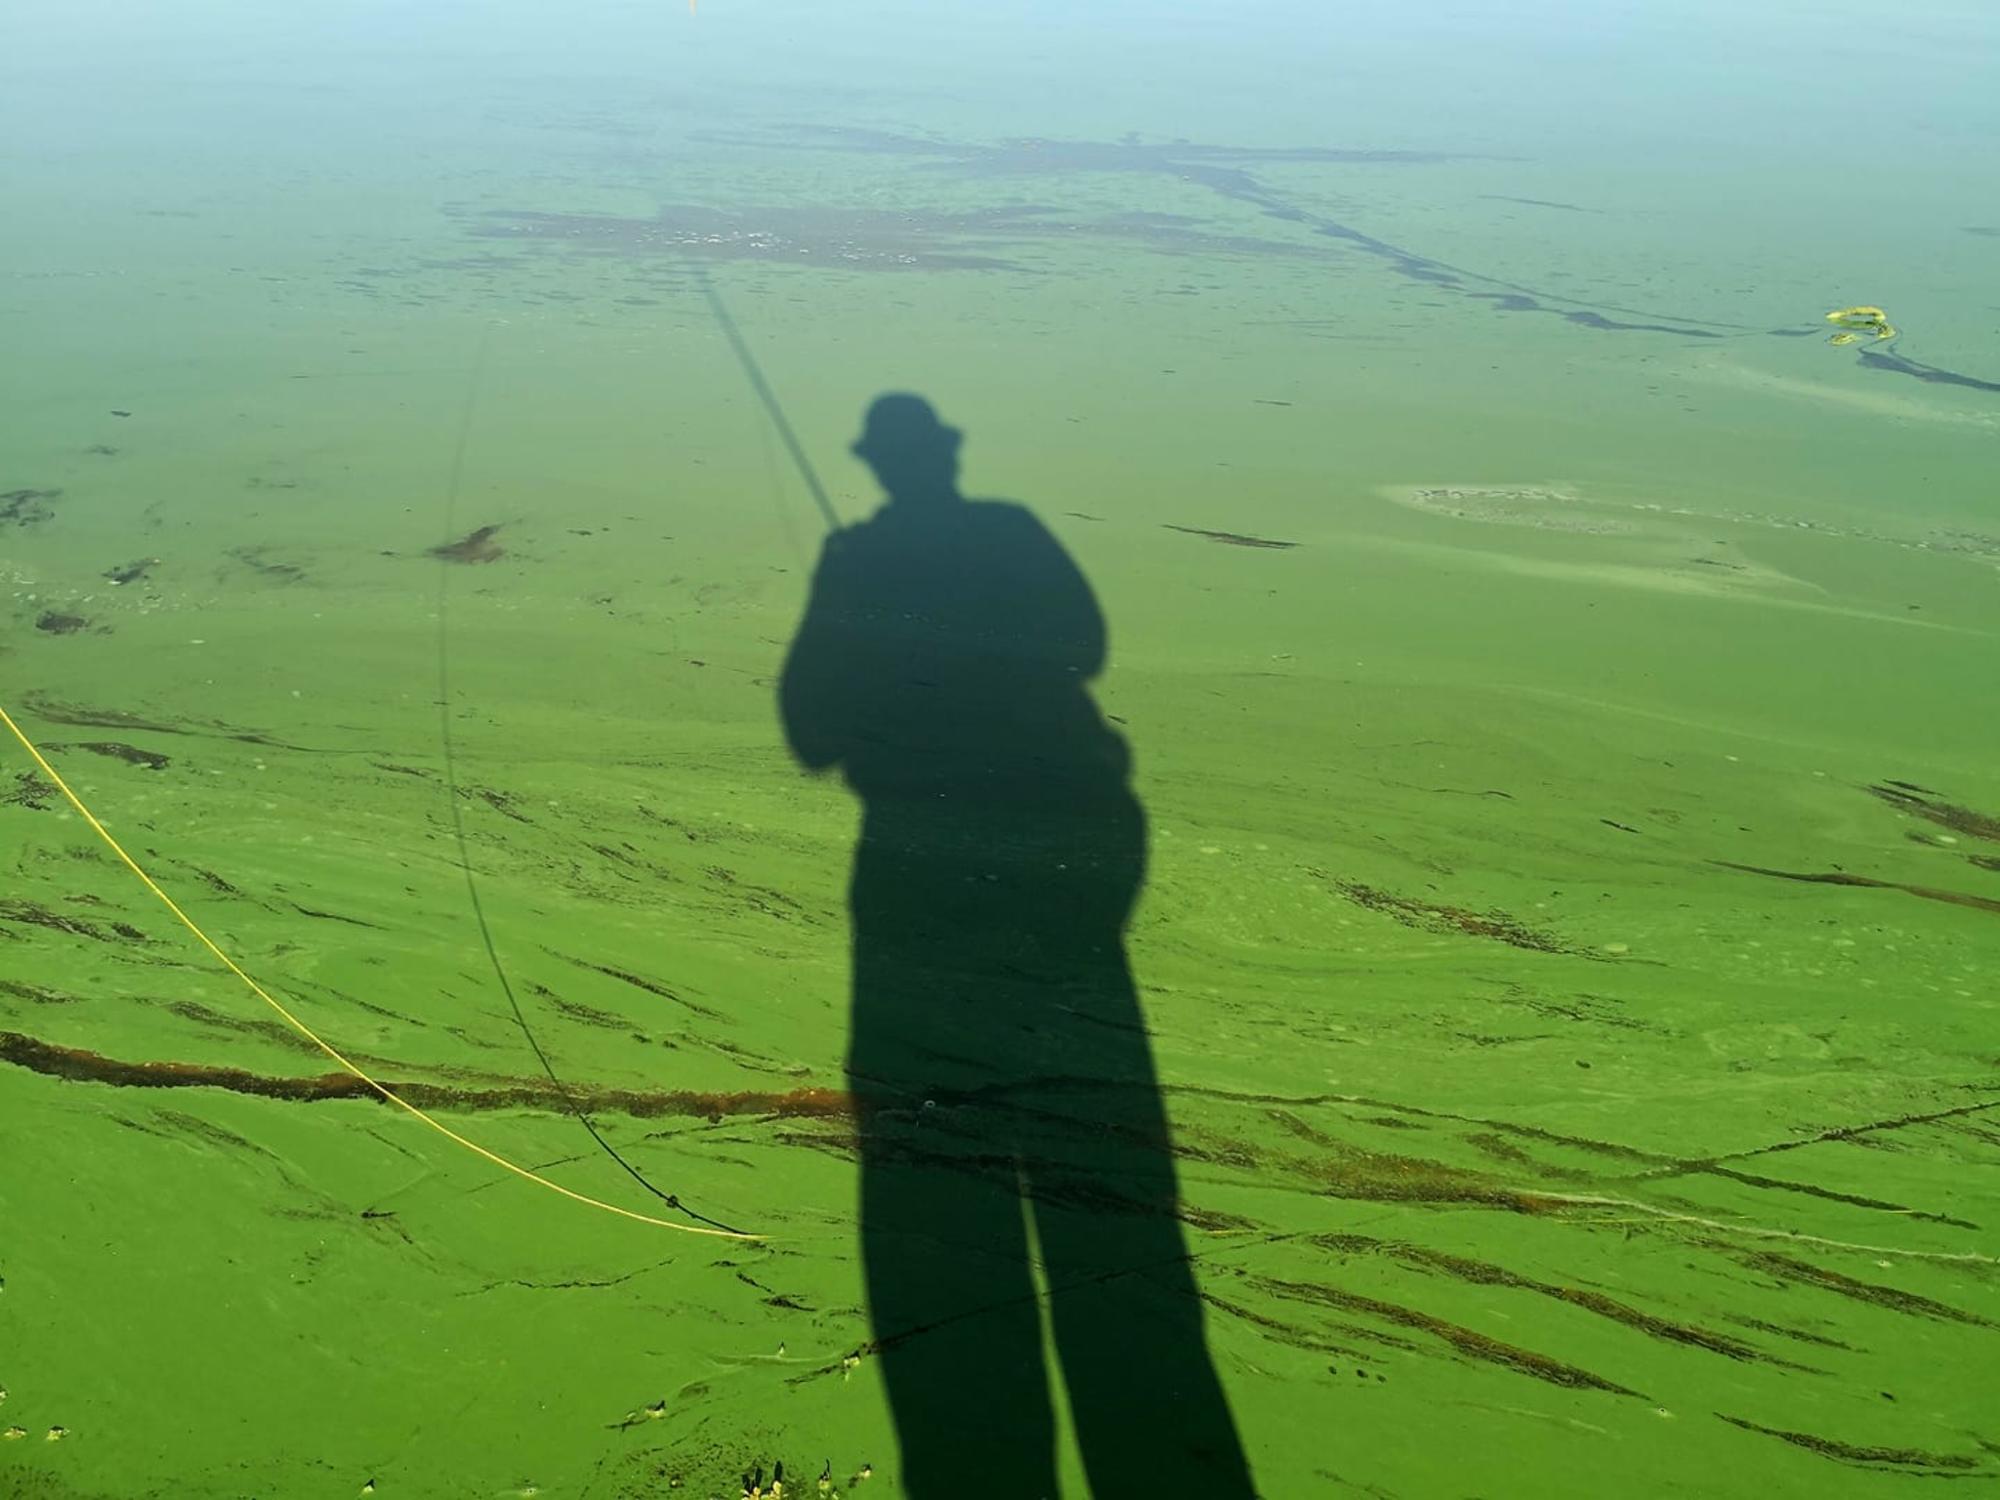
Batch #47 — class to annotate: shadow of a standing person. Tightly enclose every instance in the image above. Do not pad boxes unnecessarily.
[779,395,1257,1498]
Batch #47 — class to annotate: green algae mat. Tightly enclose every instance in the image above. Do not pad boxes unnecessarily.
[5,3,1999,1496]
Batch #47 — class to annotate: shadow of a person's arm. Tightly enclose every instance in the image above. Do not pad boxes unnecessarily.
[778,530,870,774]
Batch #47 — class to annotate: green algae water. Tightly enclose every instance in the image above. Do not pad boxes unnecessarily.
[5,2,1998,1495]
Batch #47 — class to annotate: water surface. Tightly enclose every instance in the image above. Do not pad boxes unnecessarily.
[4,2,1998,1495]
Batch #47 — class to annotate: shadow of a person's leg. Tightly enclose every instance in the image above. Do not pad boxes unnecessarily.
[858,1101,1059,1497]
[1031,1083,1258,1499]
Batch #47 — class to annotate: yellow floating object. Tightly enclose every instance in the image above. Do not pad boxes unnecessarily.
[1824,305,1896,346]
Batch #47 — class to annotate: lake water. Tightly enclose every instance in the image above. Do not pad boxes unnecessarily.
[4,2,1998,1495]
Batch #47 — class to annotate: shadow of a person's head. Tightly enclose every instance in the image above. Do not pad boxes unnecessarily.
[852,393,962,507]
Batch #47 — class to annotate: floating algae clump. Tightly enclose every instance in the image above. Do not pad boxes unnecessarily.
[1826,304,1897,343]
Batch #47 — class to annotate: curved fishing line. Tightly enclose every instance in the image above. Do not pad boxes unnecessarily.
[434,330,746,1238]
[0,699,751,1238]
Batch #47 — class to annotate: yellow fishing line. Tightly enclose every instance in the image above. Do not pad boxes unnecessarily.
[0,698,756,1239]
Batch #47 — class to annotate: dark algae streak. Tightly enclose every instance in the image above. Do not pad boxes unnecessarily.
[1163,523,1299,549]
[429,523,505,563]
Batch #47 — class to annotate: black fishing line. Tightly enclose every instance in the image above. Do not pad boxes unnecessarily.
[435,328,744,1237]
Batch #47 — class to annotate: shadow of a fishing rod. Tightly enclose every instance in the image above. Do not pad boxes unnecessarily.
[693,266,841,531]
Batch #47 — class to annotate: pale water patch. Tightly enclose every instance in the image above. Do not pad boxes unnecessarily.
[1682,354,2000,431]
[1369,483,1988,633]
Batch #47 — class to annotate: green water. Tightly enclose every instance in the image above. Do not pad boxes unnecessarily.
[4,2,1998,1496]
